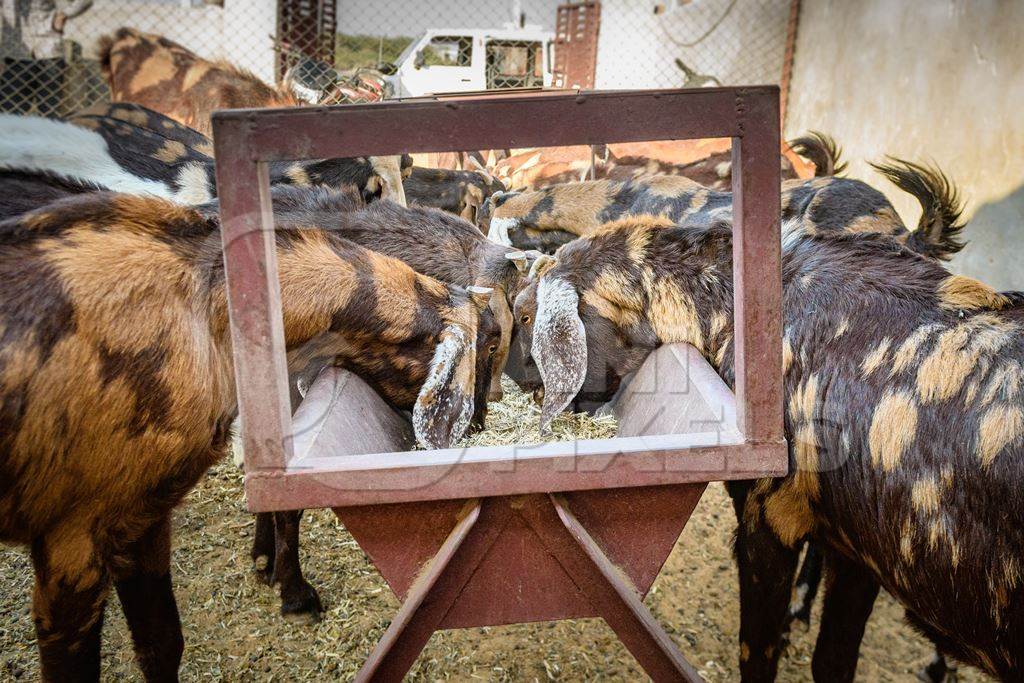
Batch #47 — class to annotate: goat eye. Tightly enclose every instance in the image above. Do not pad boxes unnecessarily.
[488,344,498,355]
[520,314,531,325]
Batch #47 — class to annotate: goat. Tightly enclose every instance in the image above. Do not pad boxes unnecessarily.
[253,188,503,622]
[0,169,105,220]
[0,112,407,207]
[403,165,507,224]
[479,133,873,254]
[202,185,524,620]
[261,185,525,402]
[507,160,971,401]
[520,209,1024,680]
[0,191,494,679]
[69,100,215,155]
[486,140,802,193]
[0,113,216,205]
[99,27,304,138]
[787,290,1024,683]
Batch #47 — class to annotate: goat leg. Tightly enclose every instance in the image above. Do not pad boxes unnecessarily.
[251,511,276,584]
[731,485,801,682]
[787,542,824,629]
[272,509,323,623]
[30,525,110,683]
[811,551,880,683]
[918,651,958,683]
[113,517,183,682]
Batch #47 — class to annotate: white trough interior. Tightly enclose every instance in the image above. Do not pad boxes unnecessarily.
[280,342,753,485]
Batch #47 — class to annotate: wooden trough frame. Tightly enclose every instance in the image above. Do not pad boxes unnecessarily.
[212,87,786,681]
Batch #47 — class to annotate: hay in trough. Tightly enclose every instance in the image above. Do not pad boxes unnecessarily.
[453,377,619,448]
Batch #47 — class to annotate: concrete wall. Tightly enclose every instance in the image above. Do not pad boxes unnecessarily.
[784,0,1024,290]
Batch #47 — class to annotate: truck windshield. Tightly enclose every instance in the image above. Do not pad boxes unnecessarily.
[422,36,473,66]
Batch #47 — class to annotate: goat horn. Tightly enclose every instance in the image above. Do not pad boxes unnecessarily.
[466,285,494,311]
[505,251,529,274]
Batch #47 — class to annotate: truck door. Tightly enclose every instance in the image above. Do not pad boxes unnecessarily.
[399,34,478,96]
[484,40,546,90]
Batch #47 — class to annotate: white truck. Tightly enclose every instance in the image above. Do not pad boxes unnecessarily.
[384,25,555,98]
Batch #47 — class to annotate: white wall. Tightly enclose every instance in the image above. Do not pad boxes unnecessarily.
[784,0,1024,289]
[594,0,790,90]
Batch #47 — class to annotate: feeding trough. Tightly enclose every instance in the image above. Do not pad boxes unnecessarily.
[212,87,786,681]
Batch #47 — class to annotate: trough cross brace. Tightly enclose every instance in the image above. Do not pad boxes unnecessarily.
[351,490,705,683]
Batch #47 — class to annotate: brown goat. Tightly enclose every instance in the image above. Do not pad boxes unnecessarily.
[260,185,525,402]
[479,134,919,256]
[99,27,303,138]
[69,101,216,155]
[0,191,492,680]
[203,185,517,621]
[520,210,1024,680]
[506,161,970,400]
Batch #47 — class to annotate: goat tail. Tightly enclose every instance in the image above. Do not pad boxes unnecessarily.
[788,131,848,177]
[870,158,967,260]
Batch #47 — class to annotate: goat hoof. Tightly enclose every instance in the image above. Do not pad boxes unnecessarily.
[252,554,274,585]
[280,582,323,624]
[788,611,811,633]
[917,660,958,683]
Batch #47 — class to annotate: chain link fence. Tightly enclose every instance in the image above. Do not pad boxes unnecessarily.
[1,0,794,117]
[0,0,308,117]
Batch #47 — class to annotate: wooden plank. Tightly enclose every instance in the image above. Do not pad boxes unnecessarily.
[211,142,293,474]
[354,499,502,682]
[536,493,704,682]
[209,88,766,162]
[731,91,785,446]
[246,440,783,512]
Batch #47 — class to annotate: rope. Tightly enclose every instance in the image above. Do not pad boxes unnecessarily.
[656,0,739,49]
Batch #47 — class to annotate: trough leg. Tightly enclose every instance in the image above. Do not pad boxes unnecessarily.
[113,516,184,682]
[272,509,323,622]
[811,552,879,683]
[356,498,506,683]
[534,492,704,683]
[30,523,110,683]
[733,500,800,682]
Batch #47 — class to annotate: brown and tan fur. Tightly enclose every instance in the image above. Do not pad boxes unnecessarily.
[0,105,405,212]
[403,165,508,224]
[99,27,304,137]
[487,139,802,193]
[0,192,490,680]
[255,186,523,403]
[519,213,1024,680]
[69,101,215,156]
[202,186,505,622]
[483,136,963,262]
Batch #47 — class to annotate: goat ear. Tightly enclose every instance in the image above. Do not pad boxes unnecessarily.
[466,285,493,312]
[370,156,408,207]
[532,277,587,433]
[413,326,476,449]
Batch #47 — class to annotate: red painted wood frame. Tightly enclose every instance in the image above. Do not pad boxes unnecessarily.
[210,87,786,510]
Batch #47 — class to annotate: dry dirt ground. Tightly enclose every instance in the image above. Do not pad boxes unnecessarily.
[0,382,985,681]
